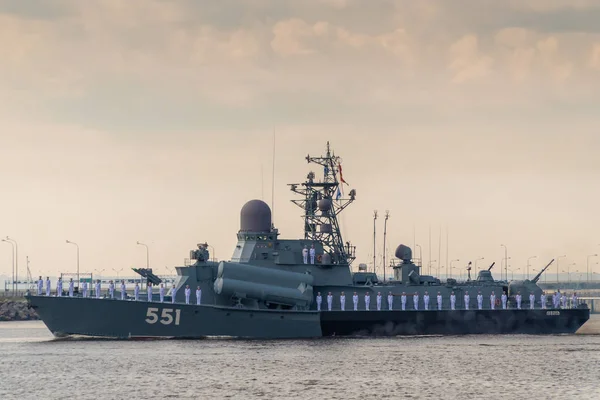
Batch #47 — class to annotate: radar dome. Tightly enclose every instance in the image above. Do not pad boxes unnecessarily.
[395,244,412,262]
[240,200,272,232]
[318,199,332,212]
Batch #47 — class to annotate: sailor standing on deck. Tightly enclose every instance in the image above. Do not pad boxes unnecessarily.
[376,292,382,311]
[529,292,535,309]
[108,280,115,299]
[68,279,74,297]
[147,283,153,302]
[477,291,483,310]
[516,291,522,309]
[364,292,371,310]
[196,286,202,305]
[37,276,43,295]
[387,291,393,310]
[540,292,547,309]
[340,292,346,311]
[501,291,508,309]
[352,292,359,311]
[413,292,419,310]
[571,292,578,308]
[401,292,407,310]
[327,292,333,311]
[561,292,567,308]
[134,283,140,301]
[302,246,309,264]
[159,284,165,303]
[56,277,63,297]
[437,291,442,310]
[423,291,430,310]
[171,283,177,304]
[309,244,316,265]
[316,292,322,311]
[95,280,101,299]
[82,281,88,298]
[490,291,496,310]
[45,276,51,297]
[185,285,191,304]
[120,280,126,300]
[450,292,456,310]
[464,291,470,310]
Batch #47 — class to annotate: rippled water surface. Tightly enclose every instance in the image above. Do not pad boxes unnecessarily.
[1,317,599,399]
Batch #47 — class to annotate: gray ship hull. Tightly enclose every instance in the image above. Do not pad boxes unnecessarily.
[27,295,589,339]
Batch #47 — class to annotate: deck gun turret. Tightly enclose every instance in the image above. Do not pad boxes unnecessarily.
[531,258,554,284]
[508,258,554,299]
[487,262,495,271]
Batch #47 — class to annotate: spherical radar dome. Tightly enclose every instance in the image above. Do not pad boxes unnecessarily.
[240,199,272,232]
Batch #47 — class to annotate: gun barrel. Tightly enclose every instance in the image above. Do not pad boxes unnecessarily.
[487,262,495,271]
[531,259,555,283]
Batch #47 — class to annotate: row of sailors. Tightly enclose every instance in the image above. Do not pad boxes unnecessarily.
[36,277,202,305]
[315,290,579,311]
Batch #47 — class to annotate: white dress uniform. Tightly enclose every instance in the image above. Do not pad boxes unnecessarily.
[423,293,430,310]
[309,246,316,264]
[561,294,566,308]
[68,280,74,297]
[147,284,153,302]
[185,286,191,304]
[464,293,470,310]
[82,281,88,298]
[340,294,346,311]
[352,294,359,311]
[134,284,140,301]
[159,285,165,303]
[501,293,507,309]
[37,278,43,295]
[327,293,333,311]
[196,287,202,305]
[571,294,578,308]
[437,293,442,310]
[302,247,309,264]
[316,293,322,311]
[450,294,456,310]
[540,294,546,309]
[364,293,370,310]
[413,294,419,310]
[95,281,101,299]
[171,286,178,303]
[516,294,522,309]
[56,279,63,297]
[108,282,115,299]
[120,282,126,300]
[490,293,496,310]
[387,293,393,310]
[45,278,51,296]
[529,293,535,309]
[477,293,483,310]
[552,293,556,308]
[401,293,407,311]
[376,293,382,311]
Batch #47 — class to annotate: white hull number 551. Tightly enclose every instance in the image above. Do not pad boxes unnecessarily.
[145,307,181,326]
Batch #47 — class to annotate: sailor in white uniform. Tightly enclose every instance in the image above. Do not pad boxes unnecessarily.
[401,292,407,311]
[327,292,333,311]
[82,281,88,298]
[171,283,177,303]
[516,292,522,309]
[540,293,546,309]
[316,292,322,311]
[184,285,191,304]
[477,291,483,310]
[490,291,496,310]
[309,244,316,265]
[120,280,126,300]
[108,280,115,299]
[340,292,346,311]
[37,276,43,295]
[134,283,140,301]
[571,292,578,308]
[352,292,359,311]
[147,283,153,302]
[552,292,557,308]
[94,280,101,299]
[196,286,202,305]
[68,279,74,297]
[302,246,309,264]
[413,292,419,310]
[387,292,394,310]
[437,291,442,310]
[561,293,567,308]
[376,292,382,311]
[423,291,430,310]
[501,291,508,309]
[529,292,535,309]
[450,292,456,310]
[159,284,165,303]
[364,292,371,310]
[56,278,63,297]
[45,277,51,297]
[464,291,470,310]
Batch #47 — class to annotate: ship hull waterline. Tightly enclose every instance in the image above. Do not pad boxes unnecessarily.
[26,296,590,339]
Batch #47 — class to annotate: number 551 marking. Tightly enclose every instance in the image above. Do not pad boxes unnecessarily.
[145,307,181,326]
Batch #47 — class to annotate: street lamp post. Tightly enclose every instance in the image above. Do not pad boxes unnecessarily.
[112,268,123,278]
[2,239,15,296]
[527,256,537,280]
[500,244,507,281]
[137,242,149,289]
[568,263,575,283]
[474,257,484,274]
[415,244,422,268]
[586,254,597,283]
[66,240,80,286]
[450,259,459,279]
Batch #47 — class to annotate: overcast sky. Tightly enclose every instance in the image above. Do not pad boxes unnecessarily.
[1,0,600,283]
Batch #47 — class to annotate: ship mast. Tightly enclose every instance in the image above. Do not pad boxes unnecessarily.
[289,142,356,265]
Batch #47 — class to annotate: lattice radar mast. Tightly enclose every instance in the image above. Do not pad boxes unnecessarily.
[288,142,356,265]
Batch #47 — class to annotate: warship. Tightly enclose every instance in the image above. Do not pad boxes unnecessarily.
[26,142,589,339]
